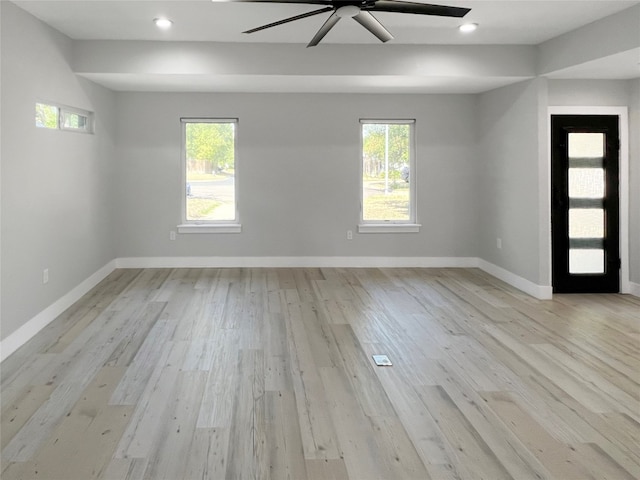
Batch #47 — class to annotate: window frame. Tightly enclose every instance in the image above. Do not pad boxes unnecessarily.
[35,102,94,134]
[358,119,420,233]
[60,107,93,133]
[178,117,241,234]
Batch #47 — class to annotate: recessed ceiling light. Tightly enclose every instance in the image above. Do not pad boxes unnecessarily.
[459,23,478,33]
[154,17,173,29]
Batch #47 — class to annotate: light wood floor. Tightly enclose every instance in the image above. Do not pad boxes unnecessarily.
[1,268,639,480]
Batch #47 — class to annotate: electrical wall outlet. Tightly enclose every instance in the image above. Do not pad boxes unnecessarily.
[43,268,49,284]
[347,230,353,240]
[169,231,176,241]
[497,237,502,249]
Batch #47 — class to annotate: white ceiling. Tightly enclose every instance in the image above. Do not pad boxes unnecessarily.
[10,0,640,93]
[13,0,640,45]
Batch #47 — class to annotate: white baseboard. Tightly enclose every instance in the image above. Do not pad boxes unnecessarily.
[0,260,116,362]
[116,256,552,299]
[477,259,553,300]
[630,282,640,298]
[115,256,480,269]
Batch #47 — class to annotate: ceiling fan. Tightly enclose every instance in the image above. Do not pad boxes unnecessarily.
[213,0,471,47]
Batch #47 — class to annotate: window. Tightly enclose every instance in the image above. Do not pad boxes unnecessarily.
[179,118,240,233]
[35,103,58,129]
[61,109,91,132]
[35,102,93,133]
[359,119,419,232]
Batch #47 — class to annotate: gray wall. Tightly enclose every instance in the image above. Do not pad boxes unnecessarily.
[0,2,117,341]
[548,79,632,105]
[476,79,547,285]
[114,92,479,259]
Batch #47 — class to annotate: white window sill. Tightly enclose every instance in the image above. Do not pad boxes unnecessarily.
[358,223,421,233]
[177,224,242,234]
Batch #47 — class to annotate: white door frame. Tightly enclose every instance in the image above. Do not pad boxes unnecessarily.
[547,106,630,293]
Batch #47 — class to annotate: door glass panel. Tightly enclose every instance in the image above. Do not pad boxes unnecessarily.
[569,209,604,238]
[568,168,604,198]
[568,133,604,158]
[569,249,604,274]
[567,132,607,275]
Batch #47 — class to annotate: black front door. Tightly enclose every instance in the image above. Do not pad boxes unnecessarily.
[551,115,620,293]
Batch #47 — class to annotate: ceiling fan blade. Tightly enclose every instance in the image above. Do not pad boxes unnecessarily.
[213,0,331,4]
[368,1,470,17]
[244,7,333,33]
[353,11,393,43]
[307,11,340,47]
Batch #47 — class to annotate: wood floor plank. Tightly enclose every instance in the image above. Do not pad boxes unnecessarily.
[265,390,308,479]
[305,458,350,480]
[225,348,268,479]
[25,269,143,357]
[1,302,147,462]
[27,318,100,386]
[480,390,636,480]
[44,305,110,355]
[573,442,639,480]
[367,415,432,479]
[181,427,230,480]
[182,339,217,371]
[141,371,207,480]
[265,311,288,357]
[1,267,638,480]
[0,384,55,450]
[318,365,393,480]
[533,342,640,419]
[283,299,342,460]
[113,366,179,459]
[104,302,167,368]
[485,324,620,412]
[195,329,241,429]
[424,364,552,480]
[416,385,514,480]
[220,272,250,330]
[0,354,59,408]
[170,288,213,342]
[479,325,640,470]
[1,381,81,463]
[298,302,342,368]
[330,324,397,417]
[369,363,457,471]
[548,339,640,400]
[3,367,133,480]
[109,316,176,405]
[100,457,148,480]
[265,354,294,392]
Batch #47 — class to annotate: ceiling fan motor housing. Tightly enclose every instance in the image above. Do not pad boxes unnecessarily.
[336,5,360,17]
